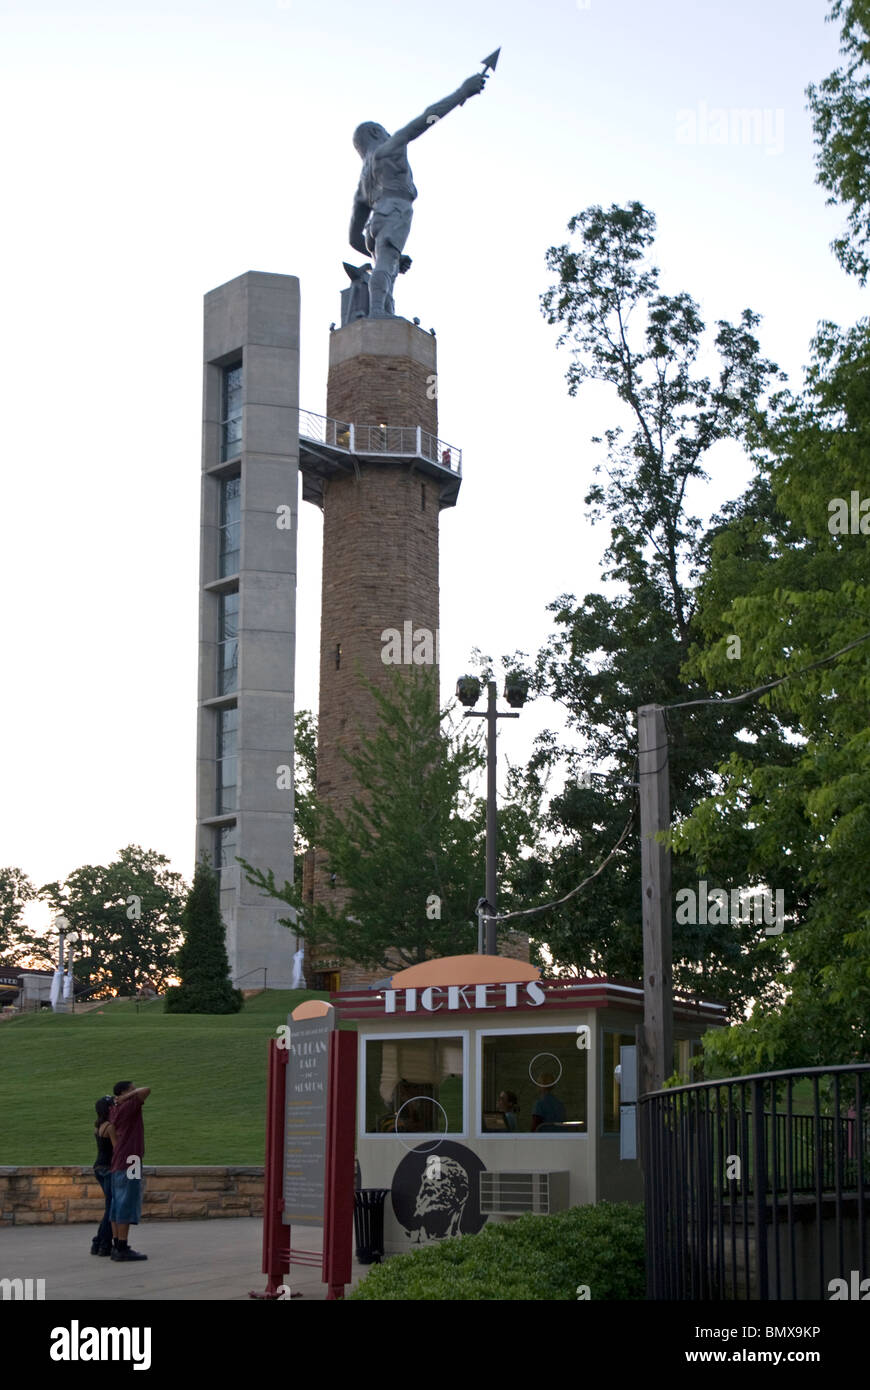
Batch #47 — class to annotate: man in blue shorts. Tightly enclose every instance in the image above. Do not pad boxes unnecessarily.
[107,1080,151,1262]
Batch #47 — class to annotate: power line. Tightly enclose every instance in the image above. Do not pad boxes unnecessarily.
[495,807,636,924]
[637,754,669,776]
[493,631,869,929]
[662,631,870,711]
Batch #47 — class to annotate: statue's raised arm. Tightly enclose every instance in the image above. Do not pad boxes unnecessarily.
[347,60,496,319]
[384,73,487,153]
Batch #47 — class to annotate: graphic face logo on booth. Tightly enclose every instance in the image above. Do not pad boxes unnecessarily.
[384,981,546,1014]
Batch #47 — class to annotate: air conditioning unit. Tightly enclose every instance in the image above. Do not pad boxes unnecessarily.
[479,1171,570,1216]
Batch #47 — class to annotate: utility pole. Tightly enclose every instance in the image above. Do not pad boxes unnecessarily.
[637,704,673,1095]
[464,680,519,954]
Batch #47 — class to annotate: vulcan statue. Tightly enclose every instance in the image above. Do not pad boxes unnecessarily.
[348,55,498,320]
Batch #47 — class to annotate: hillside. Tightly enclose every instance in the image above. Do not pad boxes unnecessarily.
[0,991,340,1165]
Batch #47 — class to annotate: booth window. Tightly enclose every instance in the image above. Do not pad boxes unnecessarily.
[480,1032,587,1133]
[364,1037,464,1134]
[602,1031,635,1134]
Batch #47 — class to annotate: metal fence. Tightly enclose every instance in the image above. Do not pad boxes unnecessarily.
[297,409,461,474]
[640,1064,870,1300]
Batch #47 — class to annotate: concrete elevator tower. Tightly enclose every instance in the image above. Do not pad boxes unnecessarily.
[298,318,462,990]
[195,271,301,990]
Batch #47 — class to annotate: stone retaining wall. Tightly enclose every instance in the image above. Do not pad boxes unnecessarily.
[0,1167,265,1224]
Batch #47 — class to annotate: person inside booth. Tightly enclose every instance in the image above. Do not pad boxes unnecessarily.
[530,1073,566,1131]
[497,1090,519,1131]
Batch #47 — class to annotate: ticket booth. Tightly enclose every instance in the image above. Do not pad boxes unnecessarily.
[333,954,724,1254]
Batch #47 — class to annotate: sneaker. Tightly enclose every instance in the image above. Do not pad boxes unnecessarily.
[111,1247,148,1261]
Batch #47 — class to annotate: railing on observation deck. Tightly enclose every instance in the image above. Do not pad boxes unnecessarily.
[640,1063,870,1300]
[298,409,461,476]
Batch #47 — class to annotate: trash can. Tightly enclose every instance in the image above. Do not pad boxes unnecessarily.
[353,1188,390,1264]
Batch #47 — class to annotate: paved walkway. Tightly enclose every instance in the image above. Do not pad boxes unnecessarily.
[1,1219,370,1301]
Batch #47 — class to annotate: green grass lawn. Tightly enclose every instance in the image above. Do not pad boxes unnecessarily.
[0,991,348,1166]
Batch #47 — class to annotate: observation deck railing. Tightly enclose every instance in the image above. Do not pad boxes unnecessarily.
[298,410,461,476]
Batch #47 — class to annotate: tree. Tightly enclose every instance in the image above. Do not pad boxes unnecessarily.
[164,860,243,1014]
[672,319,870,1071]
[39,846,186,997]
[242,664,543,973]
[667,0,870,1070]
[807,0,870,284]
[0,867,38,965]
[502,203,786,1016]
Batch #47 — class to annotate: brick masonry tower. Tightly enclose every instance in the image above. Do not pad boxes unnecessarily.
[299,317,461,990]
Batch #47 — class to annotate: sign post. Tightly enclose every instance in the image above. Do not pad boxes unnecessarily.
[253,1037,289,1299]
[322,1030,358,1299]
[251,999,357,1299]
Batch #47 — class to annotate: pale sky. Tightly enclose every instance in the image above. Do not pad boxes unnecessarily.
[1,0,863,929]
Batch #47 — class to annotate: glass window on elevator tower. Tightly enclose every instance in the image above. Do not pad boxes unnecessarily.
[217,705,238,814]
[221,362,243,462]
[216,823,237,889]
[218,590,239,695]
[219,476,241,576]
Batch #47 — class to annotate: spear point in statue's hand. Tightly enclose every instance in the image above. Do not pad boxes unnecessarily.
[459,48,500,104]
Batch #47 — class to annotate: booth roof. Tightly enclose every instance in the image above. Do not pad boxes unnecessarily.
[390,954,539,988]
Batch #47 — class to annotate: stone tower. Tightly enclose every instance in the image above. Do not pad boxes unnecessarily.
[298,317,462,990]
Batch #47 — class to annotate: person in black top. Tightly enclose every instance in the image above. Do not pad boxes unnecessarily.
[91,1096,115,1256]
[497,1090,520,1132]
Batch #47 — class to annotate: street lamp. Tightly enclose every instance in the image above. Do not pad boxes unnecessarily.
[456,673,528,955]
